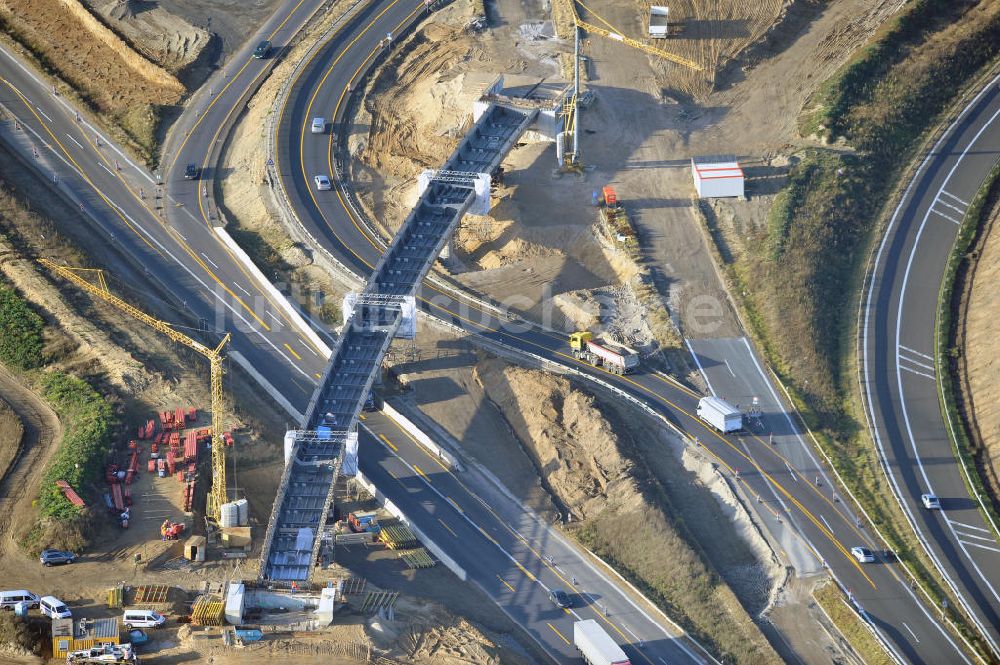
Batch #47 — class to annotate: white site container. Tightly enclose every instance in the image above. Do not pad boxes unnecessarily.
[648,5,669,38]
[692,157,745,198]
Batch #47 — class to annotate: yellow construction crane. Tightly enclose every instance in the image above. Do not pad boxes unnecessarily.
[39,259,232,519]
[560,0,701,168]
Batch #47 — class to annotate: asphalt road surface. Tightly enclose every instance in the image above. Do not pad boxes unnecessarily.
[861,71,1000,656]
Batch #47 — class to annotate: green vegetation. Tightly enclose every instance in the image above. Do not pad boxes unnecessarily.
[319,299,342,326]
[37,372,114,520]
[939,161,1000,528]
[701,1,1000,658]
[0,286,44,370]
[227,225,293,279]
[813,583,894,665]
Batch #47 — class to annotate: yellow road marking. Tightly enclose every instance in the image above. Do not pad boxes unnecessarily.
[547,622,570,646]
[447,496,463,513]
[413,464,427,479]
[497,575,515,593]
[379,433,397,452]
[283,343,302,361]
[315,373,322,379]
[514,560,536,582]
[437,518,457,538]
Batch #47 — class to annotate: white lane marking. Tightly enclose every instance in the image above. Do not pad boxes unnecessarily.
[899,355,935,372]
[174,230,188,241]
[659,659,669,665]
[935,197,967,215]
[267,311,282,324]
[235,283,252,296]
[621,623,641,642]
[940,190,969,207]
[99,162,116,176]
[903,622,920,643]
[724,358,735,377]
[950,519,991,533]
[954,531,998,544]
[65,133,83,149]
[930,207,961,225]
[900,365,935,380]
[35,106,52,122]
[302,341,319,357]
[820,514,834,535]
[785,461,797,479]
[199,252,219,269]
[960,540,1000,554]
[684,339,716,396]
[900,344,933,361]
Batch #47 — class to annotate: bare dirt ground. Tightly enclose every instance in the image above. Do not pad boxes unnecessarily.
[0,395,23,484]
[960,189,1000,501]
[83,0,212,75]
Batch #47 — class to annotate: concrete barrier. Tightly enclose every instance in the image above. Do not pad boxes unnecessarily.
[355,467,467,582]
[214,226,333,358]
[381,401,460,470]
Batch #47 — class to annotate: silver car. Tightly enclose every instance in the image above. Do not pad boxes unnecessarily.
[314,175,331,191]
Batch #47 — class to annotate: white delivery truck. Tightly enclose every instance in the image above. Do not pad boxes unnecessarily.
[648,6,669,38]
[697,396,742,433]
[574,620,631,665]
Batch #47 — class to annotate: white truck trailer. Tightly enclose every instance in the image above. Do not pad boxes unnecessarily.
[648,6,670,38]
[569,332,640,375]
[574,620,630,665]
[697,396,742,433]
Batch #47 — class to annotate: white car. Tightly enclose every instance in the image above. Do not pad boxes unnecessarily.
[921,493,941,509]
[851,546,875,564]
[311,117,325,134]
[39,595,71,619]
[122,609,166,629]
[314,175,331,191]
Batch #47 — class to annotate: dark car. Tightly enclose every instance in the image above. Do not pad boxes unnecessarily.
[363,391,379,412]
[549,589,571,609]
[39,549,77,566]
[184,163,199,180]
[252,40,272,59]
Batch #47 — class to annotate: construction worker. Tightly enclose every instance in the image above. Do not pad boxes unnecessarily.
[161,519,170,541]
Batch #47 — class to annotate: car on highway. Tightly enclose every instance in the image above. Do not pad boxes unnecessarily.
[549,589,572,609]
[184,163,199,180]
[314,175,332,191]
[921,493,941,510]
[851,546,875,564]
[39,549,77,566]
[252,40,272,59]
[311,117,326,134]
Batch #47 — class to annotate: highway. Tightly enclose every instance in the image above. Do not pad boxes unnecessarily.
[0,3,710,663]
[0,0,990,661]
[277,0,983,661]
[861,70,1000,656]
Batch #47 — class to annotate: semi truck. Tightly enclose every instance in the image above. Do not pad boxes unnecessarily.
[648,6,669,38]
[697,396,742,433]
[574,620,630,665]
[569,332,639,375]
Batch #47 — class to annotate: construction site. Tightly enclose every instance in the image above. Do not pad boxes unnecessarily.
[1,0,999,663]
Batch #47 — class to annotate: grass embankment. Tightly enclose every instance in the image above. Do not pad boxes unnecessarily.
[703,0,1000,657]
[813,583,894,665]
[0,281,114,552]
[940,162,1000,527]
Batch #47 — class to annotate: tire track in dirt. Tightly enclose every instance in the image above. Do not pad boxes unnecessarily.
[0,365,61,555]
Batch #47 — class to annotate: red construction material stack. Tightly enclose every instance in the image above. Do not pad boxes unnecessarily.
[196,428,211,444]
[147,459,156,473]
[184,431,197,463]
[169,432,181,449]
[110,482,125,511]
[55,480,85,507]
[123,484,132,506]
[137,425,146,440]
[182,476,196,512]
[175,407,186,428]
[223,432,234,447]
[125,449,140,485]
[159,410,171,429]
[187,407,197,423]
[145,419,156,439]
[166,450,176,475]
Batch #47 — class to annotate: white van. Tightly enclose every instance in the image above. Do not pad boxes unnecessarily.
[0,590,39,610]
[311,117,325,134]
[122,609,166,629]
[39,595,71,619]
